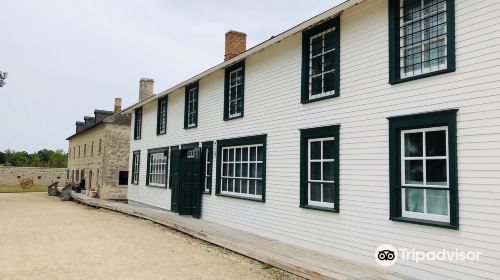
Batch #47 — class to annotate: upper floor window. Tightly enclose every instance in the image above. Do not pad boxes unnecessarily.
[98,139,102,155]
[388,109,458,229]
[389,0,455,84]
[131,151,140,185]
[224,61,245,120]
[184,83,198,129]
[91,141,94,156]
[147,148,169,188]
[157,96,167,135]
[83,144,86,157]
[301,16,340,103]
[216,134,266,202]
[300,125,340,212]
[134,107,142,140]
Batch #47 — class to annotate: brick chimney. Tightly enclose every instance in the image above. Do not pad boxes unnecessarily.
[139,78,154,101]
[114,98,122,113]
[225,30,247,61]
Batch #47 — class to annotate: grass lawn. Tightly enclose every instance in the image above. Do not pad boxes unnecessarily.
[0,185,47,193]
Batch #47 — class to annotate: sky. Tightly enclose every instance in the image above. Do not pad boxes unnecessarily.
[0,0,343,153]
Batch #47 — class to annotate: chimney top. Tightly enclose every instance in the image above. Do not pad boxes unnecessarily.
[139,78,154,101]
[114,98,122,113]
[225,30,247,61]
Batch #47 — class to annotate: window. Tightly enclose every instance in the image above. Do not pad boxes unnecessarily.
[66,170,69,180]
[98,139,102,155]
[73,147,75,159]
[91,141,94,156]
[68,148,71,159]
[184,83,198,128]
[389,0,455,84]
[78,146,81,158]
[84,144,86,157]
[157,96,167,135]
[119,171,129,186]
[300,125,340,212]
[131,151,140,185]
[202,142,213,193]
[223,61,245,120]
[147,148,169,188]
[134,107,142,140]
[388,109,458,228]
[216,135,266,201]
[76,170,80,181]
[301,16,340,103]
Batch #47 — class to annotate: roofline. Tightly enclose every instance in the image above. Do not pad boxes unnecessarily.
[123,0,363,113]
[66,112,128,140]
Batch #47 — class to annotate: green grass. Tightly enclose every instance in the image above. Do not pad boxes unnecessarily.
[0,185,47,193]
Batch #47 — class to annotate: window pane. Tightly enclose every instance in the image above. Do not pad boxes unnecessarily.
[405,160,423,185]
[235,148,241,161]
[235,163,241,177]
[228,163,234,177]
[249,181,256,195]
[229,149,234,161]
[257,163,263,178]
[257,146,263,161]
[404,132,423,157]
[242,148,248,161]
[324,32,335,51]
[250,147,256,161]
[311,56,322,75]
[310,141,321,160]
[405,188,424,213]
[223,149,228,162]
[323,183,334,203]
[234,179,241,193]
[323,140,335,159]
[241,180,248,193]
[324,52,335,71]
[323,72,335,92]
[249,163,256,178]
[310,183,321,202]
[242,163,248,177]
[426,159,447,186]
[311,37,322,56]
[256,181,263,196]
[228,179,233,192]
[222,163,227,176]
[310,162,321,181]
[222,179,227,191]
[426,130,446,156]
[426,189,448,215]
[311,76,322,96]
[323,162,334,181]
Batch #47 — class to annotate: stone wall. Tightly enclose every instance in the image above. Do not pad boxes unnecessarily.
[0,167,67,186]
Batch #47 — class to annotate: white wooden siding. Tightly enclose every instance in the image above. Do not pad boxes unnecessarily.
[128,0,500,279]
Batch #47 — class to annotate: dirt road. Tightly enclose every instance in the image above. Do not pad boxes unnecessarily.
[0,193,301,280]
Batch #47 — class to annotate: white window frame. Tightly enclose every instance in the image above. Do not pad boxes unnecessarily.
[228,67,243,118]
[220,144,263,199]
[400,126,450,223]
[307,137,336,208]
[132,153,140,184]
[148,152,168,187]
[204,148,211,193]
[308,27,336,100]
[187,87,197,128]
[399,0,448,78]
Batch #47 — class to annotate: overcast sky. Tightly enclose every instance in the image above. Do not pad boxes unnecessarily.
[0,0,343,153]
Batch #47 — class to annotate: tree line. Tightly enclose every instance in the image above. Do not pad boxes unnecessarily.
[0,149,67,168]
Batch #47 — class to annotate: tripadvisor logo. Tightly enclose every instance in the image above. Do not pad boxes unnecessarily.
[374,244,481,267]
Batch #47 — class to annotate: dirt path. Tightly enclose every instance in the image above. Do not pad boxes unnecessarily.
[0,193,302,280]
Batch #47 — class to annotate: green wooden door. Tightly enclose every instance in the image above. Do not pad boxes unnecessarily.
[179,148,202,218]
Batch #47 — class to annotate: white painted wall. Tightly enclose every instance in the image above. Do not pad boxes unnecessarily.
[128,0,500,279]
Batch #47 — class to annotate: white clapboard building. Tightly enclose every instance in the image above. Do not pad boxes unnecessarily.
[123,0,500,279]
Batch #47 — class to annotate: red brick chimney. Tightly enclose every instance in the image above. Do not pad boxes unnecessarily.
[114,98,122,113]
[224,30,247,61]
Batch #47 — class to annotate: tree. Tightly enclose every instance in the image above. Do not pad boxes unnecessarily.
[0,151,5,164]
[0,71,7,87]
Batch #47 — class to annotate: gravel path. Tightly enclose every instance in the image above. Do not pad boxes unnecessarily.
[0,193,303,280]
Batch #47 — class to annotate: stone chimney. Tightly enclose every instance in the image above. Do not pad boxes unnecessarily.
[75,121,85,133]
[224,30,247,61]
[139,78,154,101]
[114,98,122,113]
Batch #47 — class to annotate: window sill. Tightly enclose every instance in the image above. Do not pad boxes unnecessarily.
[224,115,244,121]
[301,93,339,104]
[300,204,338,213]
[184,125,198,130]
[389,68,455,85]
[390,216,458,230]
[157,132,166,136]
[215,193,264,202]
[146,184,167,189]
[202,191,211,195]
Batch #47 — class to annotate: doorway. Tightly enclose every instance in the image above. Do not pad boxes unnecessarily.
[175,147,202,218]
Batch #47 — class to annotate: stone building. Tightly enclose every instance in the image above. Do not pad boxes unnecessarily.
[66,98,130,200]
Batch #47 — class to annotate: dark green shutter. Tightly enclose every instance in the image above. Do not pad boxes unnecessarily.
[170,147,181,213]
